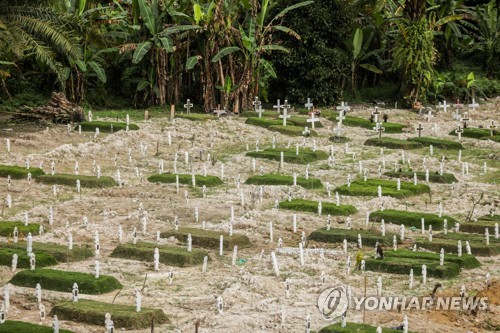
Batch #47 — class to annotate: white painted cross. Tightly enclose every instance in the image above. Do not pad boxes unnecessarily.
[468,98,479,111]
[461,112,470,128]
[273,99,282,113]
[426,110,433,122]
[336,101,350,113]
[455,125,464,140]
[279,107,291,126]
[336,112,346,125]
[436,100,448,113]
[304,98,313,111]
[307,112,319,129]
[371,107,381,123]
[184,99,193,114]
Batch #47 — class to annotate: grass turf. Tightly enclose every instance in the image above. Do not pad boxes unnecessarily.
[0,242,93,262]
[448,127,500,141]
[383,171,458,184]
[0,165,45,179]
[319,322,416,333]
[0,248,58,268]
[175,113,217,121]
[288,116,324,128]
[0,321,74,333]
[279,199,357,216]
[147,173,223,187]
[246,148,328,164]
[76,121,139,133]
[308,227,399,246]
[36,174,116,188]
[407,137,463,149]
[268,125,317,137]
[10,269,122,294]
[161,227,251,250]
[383,250,480,269]
[52,299,168,329]
[369,210,458,230]
[364,138,423,149]
[414,236,500,257]
[335,179,430,198]
[245,117,282,128]
[0,221,43,237]
[330,116,404,133]
[245,174,323,189]
[364,256,460,278]
[110,242,208,267]
[460,220,499,234]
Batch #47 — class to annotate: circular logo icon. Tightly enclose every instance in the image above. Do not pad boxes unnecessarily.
[317,285,349,321]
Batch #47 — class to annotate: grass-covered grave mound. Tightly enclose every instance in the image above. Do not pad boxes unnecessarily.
[363,256,460,278]
[335,179,430,198]
[52,299,168,329]
[267,125,317,137]
[460,215,499,234]
[369,210,458,230]
[175,113,217,121]
[319,322,417,333]
[383,171,458,184]
[383,250,480,269]
[326,115,404,133]
[0,248,58,268]
[0,221,43,237]
[448,127,500,141]
[0,165,45,179]
[246,148,328,164]
[245,174,323,189]
[0,321,74,333]
[76,121,139,132]
[407,137,463,149]
[0,241,93,262]
[415,233,500,256]
[279,199,357,216]
[308,228,400,247]
[36,174,116,188]
[245,117,282,128]
[147,173,223,187]
[364,137,423,149]
[161,227,251,250]
[10,269,122,294]
[110,242,208,267]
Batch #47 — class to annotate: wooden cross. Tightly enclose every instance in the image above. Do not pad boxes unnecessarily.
[184,99,193,114]
[336,101,350,113]
[426,110,433,122]
[255,103,264,118]
[336,111,346,124]
[468,98,479,111]
[252,97,261,112]
[304,98,313,111]
[273,99,282,113]
[374,122,385,138]
[415,122,424,137]
[334,121,342,137]
[279,107,291,126]
[489,120,496,136]
[436,100,448,113]
[302,126,310,136]
[461,112,470,128]
[371,107,381,123]
[455,125,464,140]
[307,112,319,129]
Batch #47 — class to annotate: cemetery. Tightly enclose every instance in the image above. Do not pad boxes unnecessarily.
[0,0,499,332]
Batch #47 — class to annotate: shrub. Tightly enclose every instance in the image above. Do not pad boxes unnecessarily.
[448,127,500,141]
[0,242,93,262]
[335,179,430,198]
[268,125,317,137]
[383,171,458,184]
[369,210,458,230]
[0,248,58,268]
[0,221,43,237]
[308,228,399,246]
[383,250,480,269]
[36,174,117,188]
[407,137,463,149]
[147,174,223,187]
[0,321,74,333]
[175,113,217,121]
[245,117,282,128]
[364,138,423,149]
[319,322,416,333]
[0,165,45,179]
[161,227,251,250]
[280,199,357,216]
[330,116,404,133]
[76,121,139,133]
[245,174,323,189]
[52,299,169,329]
[10,269,122,294]
[246,148,328,164]
[364,256,460,278]
[110,242,208,267]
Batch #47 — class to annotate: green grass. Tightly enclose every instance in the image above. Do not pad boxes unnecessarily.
[288,116,324,128]
[319,322,416,333]
[369,210,458,230]
[0,221,43,236]
[36,174,116,188]
[415,236,500,257]
[335,179,430,198]
[407,137,463,149]
[383,171,458,184]
[240,111,278,118]
[364,256,460,278]
[449,127,499,140]
[309,228,400,246]
[460,220,499,234]
[52,299,169,329]
[161,227,251,250]
[76,121,139,133]
[364,138,423,149]
[246,148,328,164]
[477,214,500,222]
[268,125,317,136]
[147,173,223,187]
[0,321,74,333]
[245,174,323,189]
[329,116,404,133]
[245,117,282,128]
[383,250,480,269]
[110,242,209,267]
[10,269,122,294]
[0,248,58,268]
[0,165,45,179]
[0,242,93,262]
[279,199,357,216]
[175,113,217,121]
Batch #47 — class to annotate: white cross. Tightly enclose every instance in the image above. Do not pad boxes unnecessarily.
[279,107,291,126]
[436,100,448,112]
[489,120,496,136]
[334,121,342,137]
[336,111,346,124]
[460,112,470,128]
[252,97,261,111]
[432,122,440,134]
[336,101,350,113]
[468,98,479,111]
[255,103,265,118]
[302,126,310,136]
[213,105,226,117]
[307,112,319,129]
[184,99,193,114]
[273,99,282,113]
[304,98,313,110]
[372,107,381,123]
[455,125,463,140]
[426,110,433,122]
